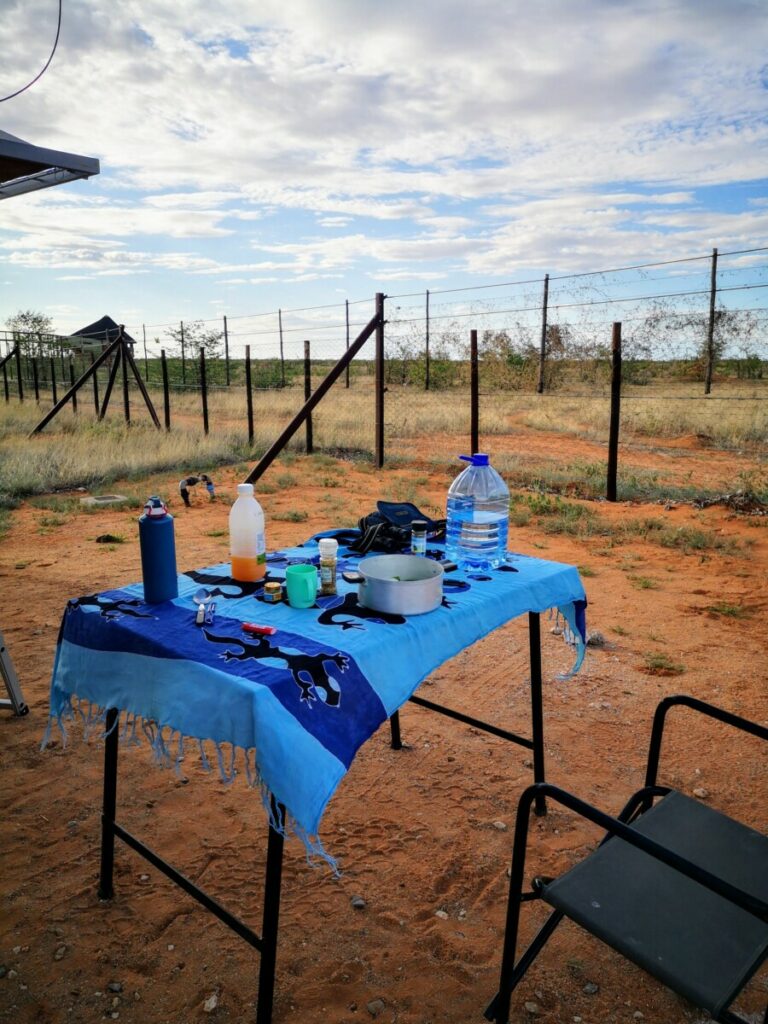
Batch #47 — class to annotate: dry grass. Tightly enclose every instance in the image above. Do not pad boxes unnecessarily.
[1,377,765,499]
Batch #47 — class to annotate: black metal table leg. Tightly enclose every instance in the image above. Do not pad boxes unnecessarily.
[528,614,547,816]
[389,710,402,750]
[98,707,119,899]
[256,800,286,1024]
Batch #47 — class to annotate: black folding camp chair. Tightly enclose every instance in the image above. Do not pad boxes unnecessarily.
[485,695,768,1024]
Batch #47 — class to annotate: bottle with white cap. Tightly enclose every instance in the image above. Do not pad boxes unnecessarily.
[229,483,266,582]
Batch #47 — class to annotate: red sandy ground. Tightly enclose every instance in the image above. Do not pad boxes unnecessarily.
[1,431,767,1024]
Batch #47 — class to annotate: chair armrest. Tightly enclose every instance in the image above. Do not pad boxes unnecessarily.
[516,783,768,924]
[645,694,768,791]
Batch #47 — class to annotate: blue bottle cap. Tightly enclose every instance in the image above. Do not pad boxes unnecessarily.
[459,453,490,466]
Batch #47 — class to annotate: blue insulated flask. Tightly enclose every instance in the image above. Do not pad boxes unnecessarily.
[138,496,178,603]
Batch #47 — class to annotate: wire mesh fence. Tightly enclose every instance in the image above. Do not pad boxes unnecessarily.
[2,247,766,472]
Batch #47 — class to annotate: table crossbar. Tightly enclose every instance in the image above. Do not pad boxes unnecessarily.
[402,696,535,749]
[109,820,264,951]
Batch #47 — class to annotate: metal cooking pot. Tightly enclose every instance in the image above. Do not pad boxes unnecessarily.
[357,554,444,616]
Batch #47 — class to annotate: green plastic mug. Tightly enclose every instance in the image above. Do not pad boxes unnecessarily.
[285,563,318,609]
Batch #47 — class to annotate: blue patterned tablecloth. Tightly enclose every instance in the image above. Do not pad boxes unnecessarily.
[46,539,586,861]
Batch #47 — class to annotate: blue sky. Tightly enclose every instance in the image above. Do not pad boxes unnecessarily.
[1,0,766,355]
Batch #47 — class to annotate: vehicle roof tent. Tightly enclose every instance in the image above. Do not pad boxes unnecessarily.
[0,129,99,199]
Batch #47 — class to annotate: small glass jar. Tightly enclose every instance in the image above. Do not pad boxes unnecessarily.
[263,581,282,603]
[318,538,338,595]
[411,519,427,556]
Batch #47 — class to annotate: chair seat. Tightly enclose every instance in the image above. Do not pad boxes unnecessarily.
[542,791,768,1017]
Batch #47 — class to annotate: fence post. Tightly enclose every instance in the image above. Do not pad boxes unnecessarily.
[119,331,130,425]
[223,315,230,386]
[200,347,209,435]
[304,340,313,454]
[425,288,431,391]
[70,360,78,413]
[704,247,718,395]
[15,346,23,401]
[470,329,479,454]
[537,273,549,394]
[245,344,254,445]
[180,321,186,385]
[50,356,57,404]
[2,364,8,402]
[91,353,99,413]
[606,322,622,502]
[32,358,40,403]
[142,325,148,380]
[161,349,171,430]
[278,309,285,387]
[345,300,350,389]
[374,292,385,468]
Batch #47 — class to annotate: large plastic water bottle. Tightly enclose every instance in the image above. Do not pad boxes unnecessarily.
[445,453,510,570]
[229,483,266,582]
[138,496,178,603]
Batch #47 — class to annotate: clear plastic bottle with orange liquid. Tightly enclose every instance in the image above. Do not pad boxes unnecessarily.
[229,483,266,582]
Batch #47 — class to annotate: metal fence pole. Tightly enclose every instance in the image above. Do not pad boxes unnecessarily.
[345,300,350,389]
[161,349,171,430]
[2,364,8,402]
[245,344,254,445]
[70,360,78,414]
[278,309,285,387]
[50,356,57,404]
[120,333,130,425]
[142,325,148,380]
[15,346,23,401]
[537,273,549,394]
[304,340,313,454]
[223,315,230,386]
[374,292,385,468]
[704,247,718,395]
[180,321,186,385]
[91,353,99,413]
[32,358,40,403]
[470,329,479,454]
[200,347,209,435]
[425,288,431,391]
[606,322,622,502]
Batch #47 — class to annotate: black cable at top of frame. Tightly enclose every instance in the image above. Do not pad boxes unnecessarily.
[0,0,63,103]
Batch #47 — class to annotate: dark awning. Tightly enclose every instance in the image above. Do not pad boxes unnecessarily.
[71,316,134,346]
[0,129,99,199]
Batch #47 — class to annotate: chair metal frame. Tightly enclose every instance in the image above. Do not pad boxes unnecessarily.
[485,694,768,1024]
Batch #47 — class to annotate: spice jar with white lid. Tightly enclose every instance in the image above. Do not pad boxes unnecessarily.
[318,538,338,595]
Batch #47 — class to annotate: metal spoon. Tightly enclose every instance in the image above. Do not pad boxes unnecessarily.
[192,588,210,625]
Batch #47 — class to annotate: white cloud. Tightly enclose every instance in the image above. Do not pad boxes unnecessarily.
[0,0,766,325]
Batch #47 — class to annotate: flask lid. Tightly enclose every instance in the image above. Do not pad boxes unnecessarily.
[143,496,168,518]
[459,453,489,466]
[237,483,254,496]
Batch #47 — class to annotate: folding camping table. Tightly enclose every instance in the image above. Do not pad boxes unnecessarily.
[46,543,586,1024]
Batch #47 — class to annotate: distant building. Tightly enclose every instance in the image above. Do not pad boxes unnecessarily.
[69,316,135,354]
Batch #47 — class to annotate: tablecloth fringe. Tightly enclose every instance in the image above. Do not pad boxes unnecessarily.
[549,606,586,678]
[41,695,339,873]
